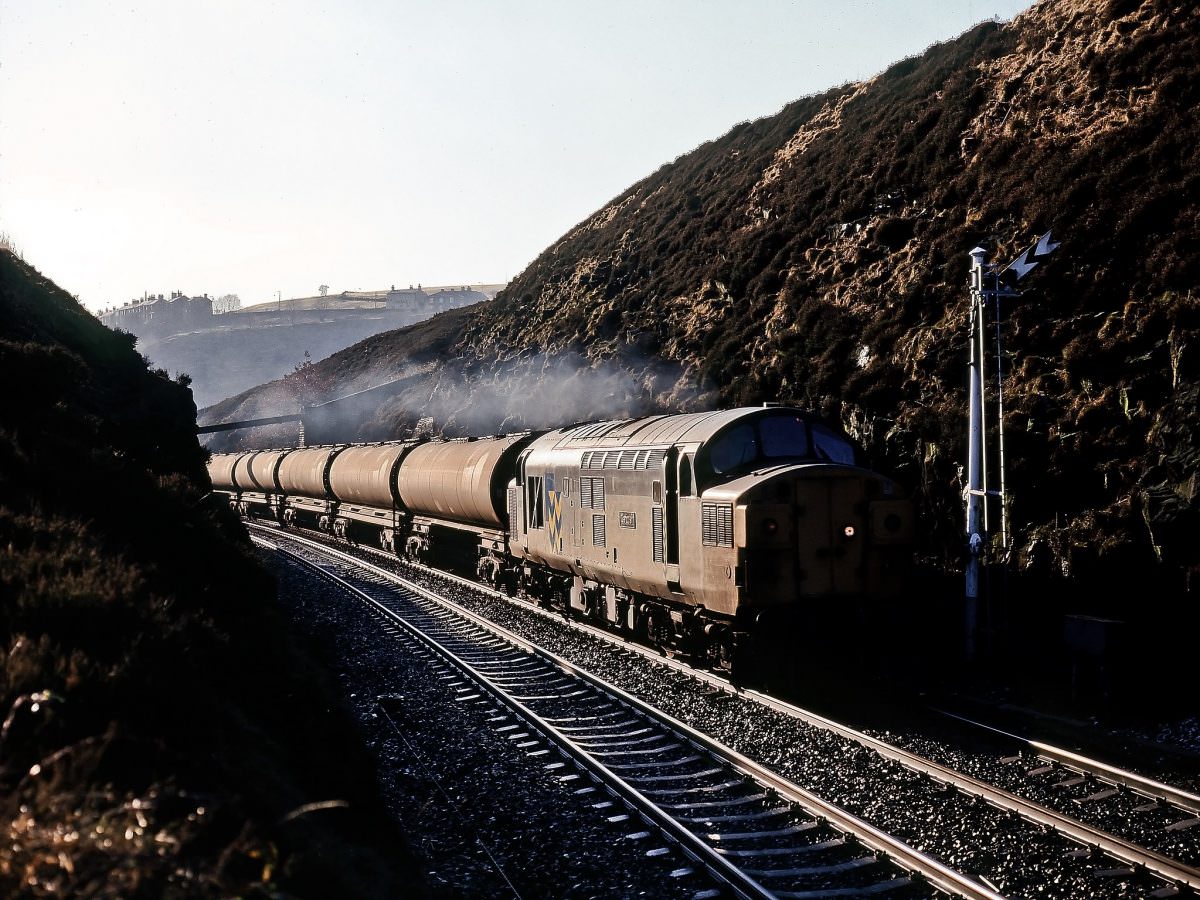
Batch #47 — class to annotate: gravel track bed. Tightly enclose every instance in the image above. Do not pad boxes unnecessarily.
[338,549,1177,899]
[268,553,716,899]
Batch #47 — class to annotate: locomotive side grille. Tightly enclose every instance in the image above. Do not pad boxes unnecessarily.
[652,507,664,562]
[592,514,606,547]
[507,486,517,525]
[580,477,605,509]
[643,449,666,470]
[719,505,733,545]
[702,503,734,547]
[581,447,665,470]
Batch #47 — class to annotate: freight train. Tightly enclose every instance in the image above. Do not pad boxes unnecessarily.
[208,406,912,673]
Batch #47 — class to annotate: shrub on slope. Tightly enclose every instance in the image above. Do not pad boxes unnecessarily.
[0,250,422,896]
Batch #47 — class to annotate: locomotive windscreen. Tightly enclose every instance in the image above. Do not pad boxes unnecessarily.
[707,412,856,476]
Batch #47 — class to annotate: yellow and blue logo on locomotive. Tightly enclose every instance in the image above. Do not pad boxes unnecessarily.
[545,472,563,548]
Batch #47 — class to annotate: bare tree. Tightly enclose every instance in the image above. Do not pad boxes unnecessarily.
[285,351,334,407]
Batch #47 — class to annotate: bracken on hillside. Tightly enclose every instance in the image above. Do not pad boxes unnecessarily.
[204,0,1198,634]
[0,250,424,897]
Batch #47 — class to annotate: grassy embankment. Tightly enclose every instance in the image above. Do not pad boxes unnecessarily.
[0,249,425,896]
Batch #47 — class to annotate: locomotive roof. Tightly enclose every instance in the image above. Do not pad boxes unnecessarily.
[544,407,807,450]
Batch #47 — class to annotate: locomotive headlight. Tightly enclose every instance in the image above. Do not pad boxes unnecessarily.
[843,525,856,538]
[763,518,778,535]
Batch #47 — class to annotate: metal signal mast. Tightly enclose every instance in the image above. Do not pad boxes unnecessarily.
[964,231,1059,661]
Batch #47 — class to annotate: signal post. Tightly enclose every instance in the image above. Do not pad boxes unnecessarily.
[963,232,1058,663]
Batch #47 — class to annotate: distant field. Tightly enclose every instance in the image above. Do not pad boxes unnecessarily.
[241,283,507,311]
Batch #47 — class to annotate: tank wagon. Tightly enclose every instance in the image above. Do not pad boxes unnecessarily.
[209,407,912,671]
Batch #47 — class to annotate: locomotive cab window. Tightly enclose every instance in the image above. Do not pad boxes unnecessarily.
[679,454,694,497]
[759,414,808,459]
[708,424,759,474]
[811,423,856,464]
[698,412,859,486]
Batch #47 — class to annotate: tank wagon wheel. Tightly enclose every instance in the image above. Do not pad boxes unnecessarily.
[496,569,518,598]
[379,530,396,554]
[584,592,602,622]
[281,508,296,529]
[476,556,501,589]
[404,537,426,564]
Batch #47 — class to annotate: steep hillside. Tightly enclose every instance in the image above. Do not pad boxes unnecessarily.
[0,250,422,896]
[199,303,478,450]
[219,0,1198,613]
[462,0,1200,599]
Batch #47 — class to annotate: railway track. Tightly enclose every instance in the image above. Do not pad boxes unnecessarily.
[250,522,1200,898]
[253,526,995,899]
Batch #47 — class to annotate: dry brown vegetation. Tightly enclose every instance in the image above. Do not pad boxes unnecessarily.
[488,0,1200,599]
[0,250,423,896]
[208,0,1197,653]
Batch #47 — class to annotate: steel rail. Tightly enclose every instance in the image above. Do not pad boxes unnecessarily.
[932,708,1200,817]
[293,525,1200,835]
[254,522,1200,893]
[254,534,775,900]
[252,524,1005,900]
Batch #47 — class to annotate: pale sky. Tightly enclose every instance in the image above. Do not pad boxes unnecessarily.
[1,1,1030,313]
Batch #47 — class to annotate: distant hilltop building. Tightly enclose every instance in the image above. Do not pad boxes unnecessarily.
[100,292,214,339]
[94,282,502,408]
[98,283,493,345]
[384,284,488,310]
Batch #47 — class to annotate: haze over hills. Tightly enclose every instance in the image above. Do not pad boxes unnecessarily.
[203,0,1198,611]
[105,284,495,407]
[238,283,508,312]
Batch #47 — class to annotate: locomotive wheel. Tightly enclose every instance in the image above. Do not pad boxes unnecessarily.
[637,606,670,653]
[715,634,734,672]
[476,556,502,588]
[728,631,757,687]
[632,608,651,643]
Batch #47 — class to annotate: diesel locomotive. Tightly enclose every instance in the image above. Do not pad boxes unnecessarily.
[209,406,912,671]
